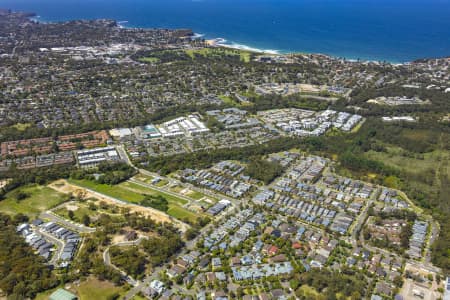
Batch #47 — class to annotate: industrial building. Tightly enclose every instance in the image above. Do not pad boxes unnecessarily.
[76,146,121,168]
[157,115,210,138]
[134,124,162,139]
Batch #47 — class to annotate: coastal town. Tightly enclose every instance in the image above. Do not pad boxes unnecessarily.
[0,8,449,300]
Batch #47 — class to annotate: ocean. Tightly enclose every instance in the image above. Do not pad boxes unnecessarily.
[2,0,450,62]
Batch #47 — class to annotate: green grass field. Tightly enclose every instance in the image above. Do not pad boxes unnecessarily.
[11,122,32,131]
[120,181,188,205]
[365,146,446,176]
[185,47,252,62]
[138,57,160,63]
[218,94,238,105]
[76,277,125,300]
[35,287,58,300]
[365,146,450,208]
[69,179,200,222]
[0,184,67,217]
[118,182,202,222]
[34,277,125,300]
[155,179,169,187]
[167,205,198,222]
[133,174,154,183]
[69,179,144,203]
[186,190,206,200]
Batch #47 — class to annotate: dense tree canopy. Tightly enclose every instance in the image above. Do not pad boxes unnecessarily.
[0,213,58,298]
[244,157,284,184]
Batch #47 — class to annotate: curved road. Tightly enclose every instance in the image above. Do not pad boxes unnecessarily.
[103,237,149,287]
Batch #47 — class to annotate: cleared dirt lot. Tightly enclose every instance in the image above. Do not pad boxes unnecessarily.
[48,179,189,231]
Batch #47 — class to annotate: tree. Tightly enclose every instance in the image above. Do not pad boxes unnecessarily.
[140,195,169,212]
[106,292,120,300]
[290,278,300,290]
[68,210,74,220]
[393,275,404,288]
[82,214,90,226]
[14,191,28,201]
[0,213,58,297]
[13,213,29,224]
[383,175,400,189]
[244,157,284,184]
[184,228,199,240]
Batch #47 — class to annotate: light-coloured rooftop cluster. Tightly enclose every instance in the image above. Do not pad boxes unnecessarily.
[157,115,209,137]
[76,146,121,168]
[259,108,363,136]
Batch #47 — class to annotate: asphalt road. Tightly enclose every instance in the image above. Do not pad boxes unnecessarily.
[103,238,148,287]
[35,228,65,265]
[122,207,236,300]
[40,211,96,233]
[118,146,443,298]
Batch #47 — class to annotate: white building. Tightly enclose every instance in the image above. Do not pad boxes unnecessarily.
[149,280,165,294]
[76,146,121,168]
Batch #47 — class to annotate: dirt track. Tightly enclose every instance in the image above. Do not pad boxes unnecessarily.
[48,179,188,231]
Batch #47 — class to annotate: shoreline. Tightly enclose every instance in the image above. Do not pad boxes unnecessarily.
[205,38,281,56]
[203,37,405,64]
[26,14,444,64]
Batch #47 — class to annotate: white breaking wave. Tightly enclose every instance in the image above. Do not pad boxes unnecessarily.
[30,15,50,24]
[192,33,205,39]
[117,20,129,28]
[214,38,280,54]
